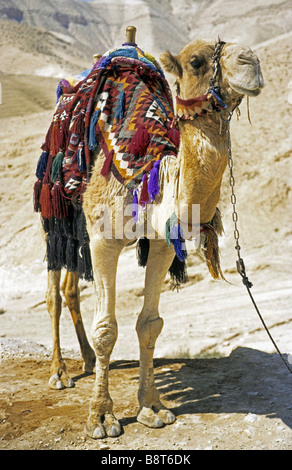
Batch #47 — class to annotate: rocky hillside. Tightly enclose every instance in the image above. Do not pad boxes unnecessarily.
[0,0,291,78]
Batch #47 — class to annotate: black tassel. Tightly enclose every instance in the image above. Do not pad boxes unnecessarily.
[78,243,93,282]
[136,237,150,267]
[168,255,188,289]
[65,237,78,272]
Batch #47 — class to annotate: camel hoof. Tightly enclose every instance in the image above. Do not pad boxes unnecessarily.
[157,409,176,424]
[49,373,75,390]
[85,424,106,439]
[85,413,121,439]
[103,412,121,437]
[93,426,106,439]
[137,407,164,428]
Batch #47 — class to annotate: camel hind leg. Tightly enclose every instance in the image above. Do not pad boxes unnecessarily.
[61,271,95,374]
[46,270,74,389]
[136,239,176,427]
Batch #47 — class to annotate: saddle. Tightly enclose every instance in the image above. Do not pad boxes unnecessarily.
[33,43,181,282]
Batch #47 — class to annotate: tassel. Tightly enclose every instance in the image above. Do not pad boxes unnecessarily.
[100,149,114,177]
[33,179,42,212]
[35,151,48,180]
[115,90,125,121]
[46,229,66,271]
[65,238,78,272]
[77,243,93,282]
[59,120,69,151]
[171,224,187,262]
[52,182,68,219]
[132,190,139,223]
[77,142,86,171]
[50,122,61,157]
[88,109,101,150]
[165,213,187,262]
[39,183,53,219]
[139,174,149,205]
[136,237,149,267]
[72,110,85,137]
[51,151,64,184]
[148,160,160,201]
[129,126,149,157]
[169,255,188,289]
[165,213,177,247]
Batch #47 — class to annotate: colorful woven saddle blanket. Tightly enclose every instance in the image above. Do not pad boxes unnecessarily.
[33,44,180,220]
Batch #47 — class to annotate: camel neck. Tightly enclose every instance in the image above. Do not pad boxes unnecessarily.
[176,117,228,224]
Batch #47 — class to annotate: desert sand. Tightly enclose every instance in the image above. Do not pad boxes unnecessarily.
[0,0,291,451]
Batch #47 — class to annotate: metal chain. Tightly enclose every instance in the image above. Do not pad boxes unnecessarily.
[221,110,292,375]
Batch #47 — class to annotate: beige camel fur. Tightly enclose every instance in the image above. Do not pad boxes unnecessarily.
[45,37,264,439]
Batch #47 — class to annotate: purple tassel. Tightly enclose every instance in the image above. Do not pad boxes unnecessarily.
[148,160,160,201]
[132,190,139,223]
[56,79,72,103]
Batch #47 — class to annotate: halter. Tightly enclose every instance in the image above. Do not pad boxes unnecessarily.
[174,40,241,123]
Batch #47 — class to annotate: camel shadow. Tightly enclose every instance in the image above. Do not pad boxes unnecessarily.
[111,347,292,430]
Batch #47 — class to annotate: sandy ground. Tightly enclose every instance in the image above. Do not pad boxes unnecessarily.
[0,11,292,451]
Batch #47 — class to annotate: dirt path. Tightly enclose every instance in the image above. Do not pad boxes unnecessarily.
[1,342,292,450]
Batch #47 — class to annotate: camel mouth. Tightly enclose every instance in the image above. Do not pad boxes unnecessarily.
[229,82,263,97]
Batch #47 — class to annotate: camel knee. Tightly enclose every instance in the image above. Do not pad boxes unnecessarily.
[136,316,163,349]
[91,320,118,361]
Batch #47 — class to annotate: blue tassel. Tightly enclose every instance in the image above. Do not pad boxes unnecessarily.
[132,190,139,223]
[165,213,188,262]
[171,224,187,262]
[115,90,125,121]
[36,151,48,180]
[88,109,101,151]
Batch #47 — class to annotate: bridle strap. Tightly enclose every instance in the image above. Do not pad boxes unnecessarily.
[209,40,226,90]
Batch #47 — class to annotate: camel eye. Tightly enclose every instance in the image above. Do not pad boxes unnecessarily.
[190,56,205,69]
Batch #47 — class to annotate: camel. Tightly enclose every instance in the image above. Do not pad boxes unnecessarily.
[40,28,264,439]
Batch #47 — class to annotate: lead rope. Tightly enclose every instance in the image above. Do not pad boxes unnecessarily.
[221,109,292,375]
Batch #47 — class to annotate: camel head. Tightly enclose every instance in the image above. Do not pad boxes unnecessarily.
[160,39,264,110]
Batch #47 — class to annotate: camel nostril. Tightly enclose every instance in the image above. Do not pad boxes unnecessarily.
[237,51,259,66]
[237,54,256,65]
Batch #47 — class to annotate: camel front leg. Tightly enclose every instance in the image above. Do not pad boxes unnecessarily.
[61,271,95,374]
[136,239,176,428]
[46,270,74,389]
[85,238,124,439]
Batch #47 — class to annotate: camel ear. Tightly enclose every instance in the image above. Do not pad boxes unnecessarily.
[160,51,182,78]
